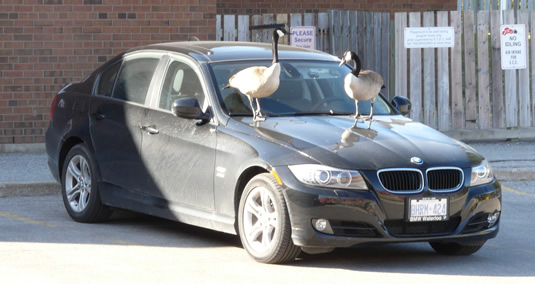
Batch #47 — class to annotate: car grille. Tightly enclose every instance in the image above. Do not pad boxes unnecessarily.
[384,217,461,236]
[378,170,423,192]
[377,168,464,193]
[329,221,379,238]
[427,168,463,191]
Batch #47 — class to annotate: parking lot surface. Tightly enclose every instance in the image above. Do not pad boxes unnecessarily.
[0,180,533,283]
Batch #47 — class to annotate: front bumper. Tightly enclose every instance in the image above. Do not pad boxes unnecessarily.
[274,166,502,249]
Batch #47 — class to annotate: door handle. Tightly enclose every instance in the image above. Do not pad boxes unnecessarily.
[91,112,106,120]
[140,125,159,135]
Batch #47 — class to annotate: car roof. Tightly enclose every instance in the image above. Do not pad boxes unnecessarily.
[128,41,340,64]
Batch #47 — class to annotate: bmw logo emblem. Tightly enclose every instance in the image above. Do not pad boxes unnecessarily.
[410,157,423,165]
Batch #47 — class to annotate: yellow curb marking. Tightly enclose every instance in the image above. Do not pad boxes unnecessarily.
[0,212,58,228]
[0,212,137,245]
[502,185,535,197]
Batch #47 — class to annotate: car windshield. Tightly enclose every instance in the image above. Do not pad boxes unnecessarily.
[210,60,394,117]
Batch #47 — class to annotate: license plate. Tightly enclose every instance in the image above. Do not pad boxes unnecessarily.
[408,197,448,222]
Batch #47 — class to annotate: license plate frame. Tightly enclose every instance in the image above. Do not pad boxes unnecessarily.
[407,197,449,222]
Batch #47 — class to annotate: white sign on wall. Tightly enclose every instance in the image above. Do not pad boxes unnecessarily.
[290,26,316,49]
[404,27,454,48]
[500,24,527,70]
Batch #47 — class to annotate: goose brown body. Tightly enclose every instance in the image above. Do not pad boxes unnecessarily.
[344,69,384,102]
[340,51,384,128]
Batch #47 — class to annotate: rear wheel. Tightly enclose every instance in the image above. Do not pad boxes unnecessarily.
[429,241,486,256]
[61,144,112,223]
[238,173,301,264]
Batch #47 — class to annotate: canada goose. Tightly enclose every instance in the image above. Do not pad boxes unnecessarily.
[224,27,287,121]
[339,51,384,128]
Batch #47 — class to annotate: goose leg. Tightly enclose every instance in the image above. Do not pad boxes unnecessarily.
[367,114,373,129]
[353,100,360,128]
[362,98,375,121]
[369,97,375,120]
[254,98,266,121]
[247,96,258,121]
[366,98,375,129]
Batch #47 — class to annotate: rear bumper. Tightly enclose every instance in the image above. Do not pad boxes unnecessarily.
[45,125,62,184]
[275,166,502,249]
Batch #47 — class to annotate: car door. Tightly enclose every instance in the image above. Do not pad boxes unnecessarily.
[141,55,216,210]
[89,52,163,192]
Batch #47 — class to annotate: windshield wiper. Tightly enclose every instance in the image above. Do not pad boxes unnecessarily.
[229,112,253,117]
[229,112,292,118]
[229,112,353,117]
[293,111,352,116]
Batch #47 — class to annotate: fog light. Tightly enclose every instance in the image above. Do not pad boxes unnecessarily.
[487,212,500,228]
[312,218,333,234]
[315,219,328,230]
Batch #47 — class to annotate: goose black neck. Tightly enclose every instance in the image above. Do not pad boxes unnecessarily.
[272,29,280,64]
[351,52,361,77]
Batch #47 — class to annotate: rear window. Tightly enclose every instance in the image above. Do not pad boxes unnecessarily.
[96,62,121,97]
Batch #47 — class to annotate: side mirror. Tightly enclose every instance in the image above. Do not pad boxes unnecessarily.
[391,96,411,116]
[172,97,211,123]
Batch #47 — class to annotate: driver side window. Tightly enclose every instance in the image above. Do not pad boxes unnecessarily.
[159,60,205,111]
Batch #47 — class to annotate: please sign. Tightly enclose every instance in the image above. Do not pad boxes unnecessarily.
[290,26,316,49]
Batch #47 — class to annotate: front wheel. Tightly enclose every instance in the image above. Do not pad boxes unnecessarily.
[61,144,112,223]
[429,240,486,256]
[238,173,301,264]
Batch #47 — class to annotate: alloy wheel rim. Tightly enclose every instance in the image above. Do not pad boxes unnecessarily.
[243,186,279,254]
[65,154,91,213]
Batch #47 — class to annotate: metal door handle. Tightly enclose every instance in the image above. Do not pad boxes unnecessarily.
[141,125,159,135]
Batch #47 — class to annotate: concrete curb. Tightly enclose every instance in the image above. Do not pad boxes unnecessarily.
[494,168,535,181]
[0,143,46,153]
[444,128,535,142]
[0,182,60,198]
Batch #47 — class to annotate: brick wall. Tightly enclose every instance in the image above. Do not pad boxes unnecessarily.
[217,0,457,15]
[0,0,216,144]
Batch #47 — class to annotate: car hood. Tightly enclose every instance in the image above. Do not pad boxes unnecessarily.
[231,116,477,170]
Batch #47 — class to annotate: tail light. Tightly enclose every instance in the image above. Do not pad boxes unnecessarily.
[50,94,58,120]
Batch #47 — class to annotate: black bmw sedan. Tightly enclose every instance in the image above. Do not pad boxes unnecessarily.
[46,41,501,264]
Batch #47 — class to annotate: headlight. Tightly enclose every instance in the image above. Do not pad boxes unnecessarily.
[288,164,368,190]
[470,159,494,186]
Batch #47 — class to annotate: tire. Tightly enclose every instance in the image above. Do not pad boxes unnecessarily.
[238,173,301,264]
[429,240,486,256]
[61,144,112,223]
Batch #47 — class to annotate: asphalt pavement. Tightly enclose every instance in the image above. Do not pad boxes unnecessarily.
[0,140,533,197]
